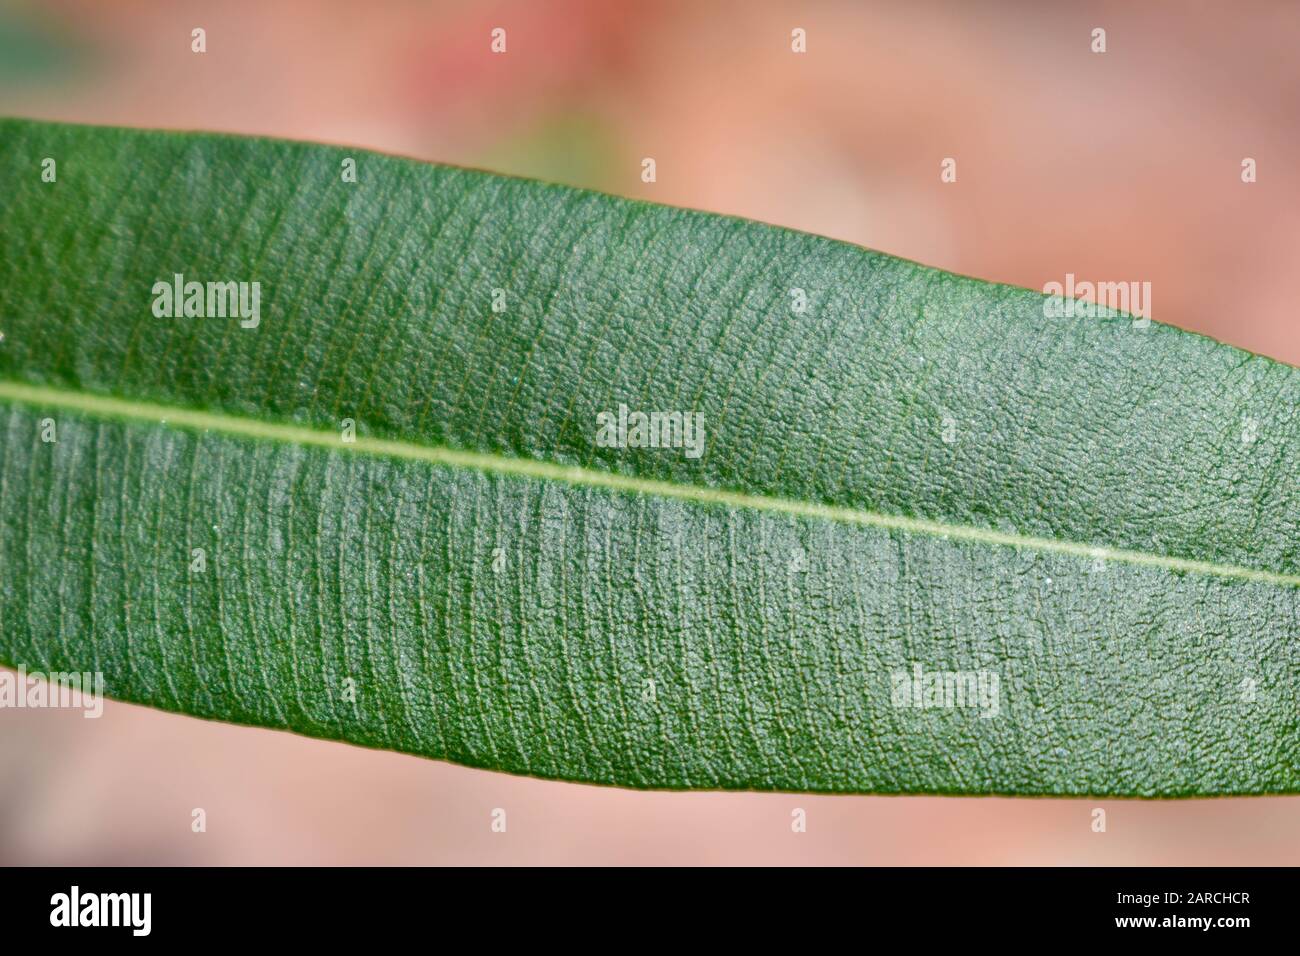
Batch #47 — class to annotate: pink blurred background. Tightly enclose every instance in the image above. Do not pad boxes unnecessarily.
[1,0,1297,865]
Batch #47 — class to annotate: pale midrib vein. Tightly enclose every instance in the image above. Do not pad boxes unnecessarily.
[2,378,1296,588]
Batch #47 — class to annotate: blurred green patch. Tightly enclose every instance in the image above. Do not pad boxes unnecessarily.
[476,113,621,193]
[0,7,87,85]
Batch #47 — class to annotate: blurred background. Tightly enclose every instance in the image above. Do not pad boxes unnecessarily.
[1,0,1298,865]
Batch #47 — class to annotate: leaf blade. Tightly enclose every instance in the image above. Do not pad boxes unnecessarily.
[1,118,1297,794]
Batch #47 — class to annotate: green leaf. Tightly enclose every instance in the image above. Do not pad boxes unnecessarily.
[1,117,1296,796]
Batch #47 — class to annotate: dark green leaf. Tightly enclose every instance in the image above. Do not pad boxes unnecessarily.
[1,117,1297,794]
